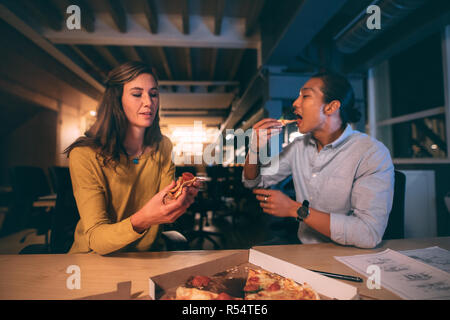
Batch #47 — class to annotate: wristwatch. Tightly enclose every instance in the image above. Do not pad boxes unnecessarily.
[296,200,310,221]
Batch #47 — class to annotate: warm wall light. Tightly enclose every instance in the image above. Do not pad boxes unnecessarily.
[89,110,97,117]
[163,122,220,159]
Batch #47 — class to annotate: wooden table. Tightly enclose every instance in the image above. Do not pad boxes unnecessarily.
[0,237,448,300]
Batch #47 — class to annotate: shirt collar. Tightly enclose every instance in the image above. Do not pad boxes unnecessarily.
[305,124,354,149]
[329,124,354,148]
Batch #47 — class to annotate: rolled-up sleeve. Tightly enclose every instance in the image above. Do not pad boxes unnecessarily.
[242,143,295,189]
[330,144,394,248]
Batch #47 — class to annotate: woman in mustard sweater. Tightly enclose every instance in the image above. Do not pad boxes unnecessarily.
[64,61,199,255]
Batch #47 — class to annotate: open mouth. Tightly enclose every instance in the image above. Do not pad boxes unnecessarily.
[140,112,152,116]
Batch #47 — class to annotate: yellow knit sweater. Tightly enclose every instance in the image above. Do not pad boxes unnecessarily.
[68,136,174,255]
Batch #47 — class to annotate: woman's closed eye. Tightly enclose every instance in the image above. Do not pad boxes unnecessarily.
[132,93,158,98]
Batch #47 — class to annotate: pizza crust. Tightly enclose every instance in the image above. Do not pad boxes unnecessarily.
[175,287,219,300]
[278,119,296,126]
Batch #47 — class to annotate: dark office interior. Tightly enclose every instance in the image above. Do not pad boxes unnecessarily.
[0,0,449,255]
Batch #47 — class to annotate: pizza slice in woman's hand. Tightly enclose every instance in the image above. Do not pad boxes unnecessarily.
[163,172,198,204]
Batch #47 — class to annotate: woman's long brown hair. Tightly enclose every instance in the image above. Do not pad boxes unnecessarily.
[64,61,163,168]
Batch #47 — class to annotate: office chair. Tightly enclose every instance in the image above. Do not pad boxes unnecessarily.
[16,166,78,254]
[183,165,226,249]
[383,170,406,240]
[8,167,52,253]
[48,166,80,254]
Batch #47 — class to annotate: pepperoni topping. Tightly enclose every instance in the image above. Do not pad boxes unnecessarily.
[191,275,210,287]
[243,283,260,292]
[248,276,260,283]
[182,172,195,181]
[216,292,233,300]
[267,282,281,291]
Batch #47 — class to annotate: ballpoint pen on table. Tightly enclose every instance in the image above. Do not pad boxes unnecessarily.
[309,269,363,283]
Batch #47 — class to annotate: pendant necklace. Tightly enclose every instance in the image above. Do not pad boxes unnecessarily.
[131,148,144,164]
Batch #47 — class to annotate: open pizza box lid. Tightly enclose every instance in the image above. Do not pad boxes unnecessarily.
[149,248,359,300]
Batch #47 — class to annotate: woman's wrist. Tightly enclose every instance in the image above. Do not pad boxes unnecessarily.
[130,211,148,234]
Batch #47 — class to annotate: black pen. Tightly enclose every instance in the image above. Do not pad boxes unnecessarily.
[309,269,363,283]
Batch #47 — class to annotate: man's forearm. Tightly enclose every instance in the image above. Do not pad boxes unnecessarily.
[243,152,260,180]
[303,208,331,238]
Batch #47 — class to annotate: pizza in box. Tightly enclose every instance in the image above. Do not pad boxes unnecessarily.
[164,266,320,300]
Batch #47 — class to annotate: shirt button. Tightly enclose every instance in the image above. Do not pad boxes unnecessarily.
[312,174,317,178]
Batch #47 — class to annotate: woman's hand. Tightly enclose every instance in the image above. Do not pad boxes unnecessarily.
[131,181,200,233]
[253,189,299,218]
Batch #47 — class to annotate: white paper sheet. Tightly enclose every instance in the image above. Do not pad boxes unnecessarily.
[335,249,450,300]
[399,246,450,274]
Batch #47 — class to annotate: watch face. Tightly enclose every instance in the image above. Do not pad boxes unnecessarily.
[300,206,308,219]
[297,206,309,219]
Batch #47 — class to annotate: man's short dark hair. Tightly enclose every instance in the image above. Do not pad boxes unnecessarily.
[312,72,361,126]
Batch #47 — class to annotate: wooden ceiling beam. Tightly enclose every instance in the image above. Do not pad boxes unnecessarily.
[69,45,107,80]
[185,48,192,80]
[143,0,158,34]
[107,0,127,33]
[46,0,96,32]
[93,46,120,69]
[43,14,260,49]
[181,0,190,35]
[245,0,265,37]
[0,77,59,112]
[23,0,64,31]
[214,0,226,35]
[73,0,96,32]
[209,48,218,80]
[156,47,174,80]
[0,4,104,95]
[134,46,151,64]
[208,48,218,92]
[228,49,245,80]
[120,46,142,62]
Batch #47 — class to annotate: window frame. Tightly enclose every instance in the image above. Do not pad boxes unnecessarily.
[368,26,450,164]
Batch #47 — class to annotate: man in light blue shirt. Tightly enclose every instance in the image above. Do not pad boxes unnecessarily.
[242,73,394,249]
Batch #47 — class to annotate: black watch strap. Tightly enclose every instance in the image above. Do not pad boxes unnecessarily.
[296,200,310,221]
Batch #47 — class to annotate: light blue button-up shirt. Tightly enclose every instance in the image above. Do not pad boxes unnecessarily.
[242,124,394,248]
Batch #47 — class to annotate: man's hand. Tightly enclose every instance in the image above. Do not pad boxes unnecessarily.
[253,189,300,218]
[250,118,283,152]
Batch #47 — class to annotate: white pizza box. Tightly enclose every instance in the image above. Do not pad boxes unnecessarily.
[149,248,359,300]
